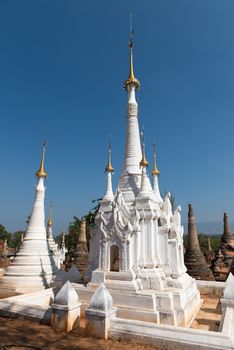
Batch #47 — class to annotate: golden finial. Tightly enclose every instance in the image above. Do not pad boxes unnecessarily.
[47,202,53,226]
[105,137,114,173]
[152,143,160,176]
[124,30,140,90]
[139,128,149,168]
[36,140,47,177]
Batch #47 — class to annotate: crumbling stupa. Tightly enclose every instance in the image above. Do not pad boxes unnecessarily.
[184,204,214,281]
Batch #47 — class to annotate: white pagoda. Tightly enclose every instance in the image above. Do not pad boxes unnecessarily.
[82,32,200,326]
[0,144,56,298]
[46,204,62,269]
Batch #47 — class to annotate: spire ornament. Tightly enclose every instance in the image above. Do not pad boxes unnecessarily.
[152,144,160,176]
[105,138,114,173]
[124,31,140,91]
[36,141,47,178]
[139,128,149,168]
[48,202,53,227]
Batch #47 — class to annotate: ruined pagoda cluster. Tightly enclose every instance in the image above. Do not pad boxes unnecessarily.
[211,213,234,281]
[78,32,201,327]
[0,145,57,298]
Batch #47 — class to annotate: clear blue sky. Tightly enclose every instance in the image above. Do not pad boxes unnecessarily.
[1,0,234,234]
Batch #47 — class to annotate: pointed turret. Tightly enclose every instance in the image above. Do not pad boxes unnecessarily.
[138,130,153,197]
[119,31,142,199]
[139,128,149,168]
[103,140,114,202]
[184,204,214,280]
[46,203,58,256]
[0,143,56,298]
[152,144,163,202]
[47,202,53,227]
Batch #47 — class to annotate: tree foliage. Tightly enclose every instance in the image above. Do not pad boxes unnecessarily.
[0,225,10,242]
[183,233,221,254]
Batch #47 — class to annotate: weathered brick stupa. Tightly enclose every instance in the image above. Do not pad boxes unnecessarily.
[220,213,234,255]
[0,144,56,298]
[184,204,214,281]
[73,218,89,279]
[76,32,201,327]
[211,213,234,281]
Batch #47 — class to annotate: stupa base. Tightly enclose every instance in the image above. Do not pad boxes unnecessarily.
[73,271,201,327]
[0,275,53,299]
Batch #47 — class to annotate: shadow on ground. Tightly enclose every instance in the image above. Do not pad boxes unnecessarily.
[0,316,161,350]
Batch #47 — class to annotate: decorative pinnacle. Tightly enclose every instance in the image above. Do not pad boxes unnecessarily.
[152,144,160,176]
[36,140,47,178]
[105,138,114,173]
[47,202,53,227]
[124,30,140,91]
[139,128,149,168]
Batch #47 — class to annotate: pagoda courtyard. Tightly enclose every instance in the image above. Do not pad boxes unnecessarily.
[0,33,233,350]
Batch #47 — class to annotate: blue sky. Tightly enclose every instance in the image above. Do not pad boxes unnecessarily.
[1,0,234,234]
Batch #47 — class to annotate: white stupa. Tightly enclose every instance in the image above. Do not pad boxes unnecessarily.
[80,32,201,327]
[46,204,62,269]
[0,143,56,298]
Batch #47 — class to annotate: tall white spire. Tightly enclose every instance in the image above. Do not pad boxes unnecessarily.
[122,31,142,176]
[0,143,56,298]
[26,143,47,239]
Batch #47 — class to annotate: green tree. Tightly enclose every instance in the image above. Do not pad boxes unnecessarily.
[84,198,102,227]
[0,224,10,242]
[9,231,25,252]
[68,216,81,251]
[64,197,102,254]
[184,233,221,254]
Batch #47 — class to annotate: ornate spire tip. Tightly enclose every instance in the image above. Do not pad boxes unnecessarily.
[152,144,160,176]
[105,140,114,173]
[124,30,140,91]
[36,141,47,178]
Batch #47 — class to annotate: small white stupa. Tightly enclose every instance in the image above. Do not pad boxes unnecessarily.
[60,233,67,263]
[81,32,201,327]
[46,203,62,269]
[0,142,56,298]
